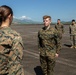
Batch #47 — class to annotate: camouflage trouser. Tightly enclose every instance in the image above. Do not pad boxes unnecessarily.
[40,55,55,75]
[70,35,76,46]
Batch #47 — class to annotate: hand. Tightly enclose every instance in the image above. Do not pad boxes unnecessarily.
[55,53,59,57]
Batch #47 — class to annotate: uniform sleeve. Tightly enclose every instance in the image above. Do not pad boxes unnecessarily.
[69,25,71,34]
[54,30,61,54]
[38,31,41,49]
[8,33,24,75]
[11,35,24,61]
[62,24,64,33]
[55,25,57,29]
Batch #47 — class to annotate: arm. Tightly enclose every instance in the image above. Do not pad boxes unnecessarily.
[38,31,41,49]
[38,31,41,54]
[54,30,61,57]
[10,35,24,61]
[62,24,64,33]
[69,26,71,34]
[55,25,57,29]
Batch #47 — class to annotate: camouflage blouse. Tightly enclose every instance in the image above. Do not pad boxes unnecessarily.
[38,26,61,58]
[0,27,24,75]
[55,23,64,34]
[69,24,76,35]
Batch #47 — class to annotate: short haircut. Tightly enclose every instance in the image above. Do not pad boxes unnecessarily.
[72,19,75,22]
[57,19,60,21]
[43,15,51,20]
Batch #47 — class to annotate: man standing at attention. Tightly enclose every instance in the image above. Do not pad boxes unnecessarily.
[69,19,76,48]
[38,15,61,75]
[55,19,64,34]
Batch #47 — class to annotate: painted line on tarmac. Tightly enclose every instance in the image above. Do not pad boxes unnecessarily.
[24,50,39,57]
[24,50,76,68]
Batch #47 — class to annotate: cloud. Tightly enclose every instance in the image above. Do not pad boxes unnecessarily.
[13,16,15,18]
[13,16,32,20]
[20,16,31,20]
[13,16,16,18]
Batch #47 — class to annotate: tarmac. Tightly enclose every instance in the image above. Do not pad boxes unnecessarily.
[11,24,76,75]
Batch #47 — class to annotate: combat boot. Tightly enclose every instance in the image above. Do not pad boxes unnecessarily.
[70,46,74,48]
[74,46,76,49]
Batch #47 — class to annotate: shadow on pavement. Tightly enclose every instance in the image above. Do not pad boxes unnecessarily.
[34,66,43,75]
[64,44,71,47]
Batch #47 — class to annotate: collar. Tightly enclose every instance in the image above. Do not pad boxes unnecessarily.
[43,25,51,30]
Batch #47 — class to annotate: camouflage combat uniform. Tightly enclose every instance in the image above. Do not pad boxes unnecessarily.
[38,25,61,75]
[0,27,24,75]
[55,23,64,34]
[69,24,76,48]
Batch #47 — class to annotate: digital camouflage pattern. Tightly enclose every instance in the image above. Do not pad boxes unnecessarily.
[55,23,64,34]
[0,27,24,75]
[69,24,76,47]
[38,26,61,75]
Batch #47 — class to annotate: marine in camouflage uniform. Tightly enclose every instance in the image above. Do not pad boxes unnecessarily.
[69,19,76,48]
[0,27,24,75]
[0,5,24,75]
[55,19,64,34]
[38,15,61,75]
